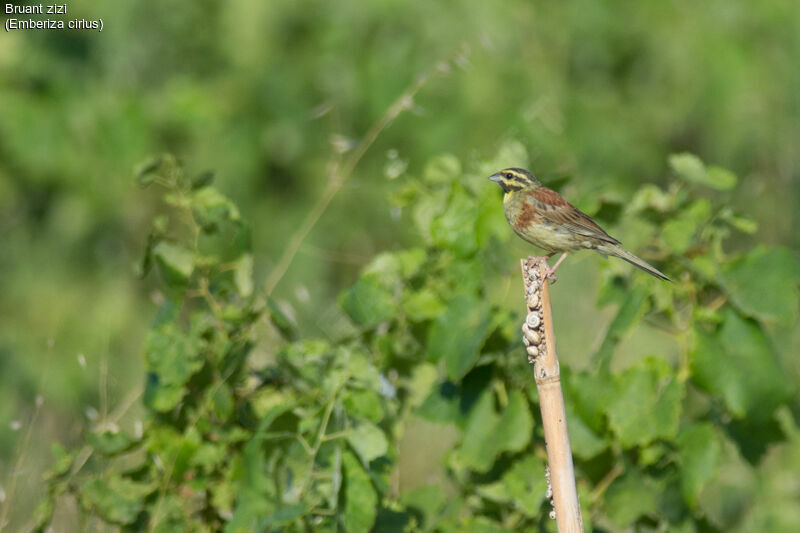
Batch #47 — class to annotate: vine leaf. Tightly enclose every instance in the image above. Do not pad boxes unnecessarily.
[690,308,794,421]
[721,245,800,324]
[426,293,491,381]
[342,451,378,533]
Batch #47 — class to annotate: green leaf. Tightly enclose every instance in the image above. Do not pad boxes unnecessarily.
[401,485,446,528]
[343,389,384,423]
[338,346,381,386]
[227,406,292,532]
[493,390,533,453]
[676,423,721,508]
[604,470,660,528]
[606,357,683,448]
[261,504,307,528]
[266,297,299,341]
[721,245,800,323]
[459,390,532,473]
[406,364,438,409]
[412,187,448,243]
[79,476,157,525]
[669,153,737,190]
[691,255,717,280]
[442,258,484,295]
[475,481,511,505]
[690,308,794,420]
[725,213,758,234]
[210,382,235,420]
[629,184,676,213]
[88,429,137,456]
[736,411,800,531]
[233,254,254,297]
[662,218,696,254]
[192,442,226,474]
[33,498,56,531]
[152,241,194,287]
[45,443,74,480]
[135,155,163,187]
[152,296,180,328]
[638,441,669,466]
[475,186,513,247]
[191,170,214,190]
[340,274,397,328]
[423,154,461,184]
[363,249,426,282]
[567,371,616,436]
[403,288,446,321]
[145,426,202,482]
[417,381,461,423]
[594,285,650,371]
[705,166,738,190]
[683,198,712,224]
[669,153,706,183]
[564,402,607,460]
[430,185,478,257]
[150,494,189,533]
[426,293,492,381]
[695,432,756,529]
[347,420,389,463]
[139,234,156,279]
[458,391,500,472]
[250,389,293,420]
[191,186,240,232]
[342,451,378,533]
[144,323,204,412]
[460,517,514,533]
[502,455,547,517]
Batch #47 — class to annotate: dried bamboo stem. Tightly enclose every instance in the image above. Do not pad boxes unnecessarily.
[520,257,583,533]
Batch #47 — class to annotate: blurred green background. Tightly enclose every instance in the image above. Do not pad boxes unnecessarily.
[1,0,799,529]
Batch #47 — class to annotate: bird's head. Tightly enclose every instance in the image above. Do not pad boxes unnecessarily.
[488,168,542,193]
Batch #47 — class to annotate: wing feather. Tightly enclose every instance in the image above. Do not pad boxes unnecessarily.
[528,187,621,245]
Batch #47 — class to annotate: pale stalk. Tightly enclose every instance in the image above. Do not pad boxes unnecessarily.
[520,257,583,533]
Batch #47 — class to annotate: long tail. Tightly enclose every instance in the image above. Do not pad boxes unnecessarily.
[598,244,672,281]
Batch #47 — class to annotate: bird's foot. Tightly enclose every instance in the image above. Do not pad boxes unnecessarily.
[526,254,565,284]
[541,267,558,285]
[541,252,568,285]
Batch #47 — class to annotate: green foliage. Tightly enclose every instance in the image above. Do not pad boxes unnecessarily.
[691,309,794,421]
[79,476,157,526]
[36,150,800,532]
[676,423,722,508]
[721,246,800,324]
[456,389,533,473]
[426,293,492,381]
[669,153,737,191]
[340,274,398,327]
[606,357,683,448]
[2,2,799,529]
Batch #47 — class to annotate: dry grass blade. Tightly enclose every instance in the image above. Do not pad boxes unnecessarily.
[264,45,470,297]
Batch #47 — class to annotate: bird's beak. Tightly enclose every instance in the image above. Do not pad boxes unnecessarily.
[488,173,503,184]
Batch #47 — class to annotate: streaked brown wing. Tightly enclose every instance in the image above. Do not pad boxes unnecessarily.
[527,187,621,245]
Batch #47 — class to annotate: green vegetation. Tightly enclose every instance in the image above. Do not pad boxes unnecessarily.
[30,150,800,531]
[1,0,799,531]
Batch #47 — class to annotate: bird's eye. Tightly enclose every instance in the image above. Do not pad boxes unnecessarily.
[504,172,513,179]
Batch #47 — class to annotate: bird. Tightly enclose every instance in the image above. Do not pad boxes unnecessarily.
[488,167,671,281]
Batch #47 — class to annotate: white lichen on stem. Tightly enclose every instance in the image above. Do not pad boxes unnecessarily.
[521,257,584,533]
